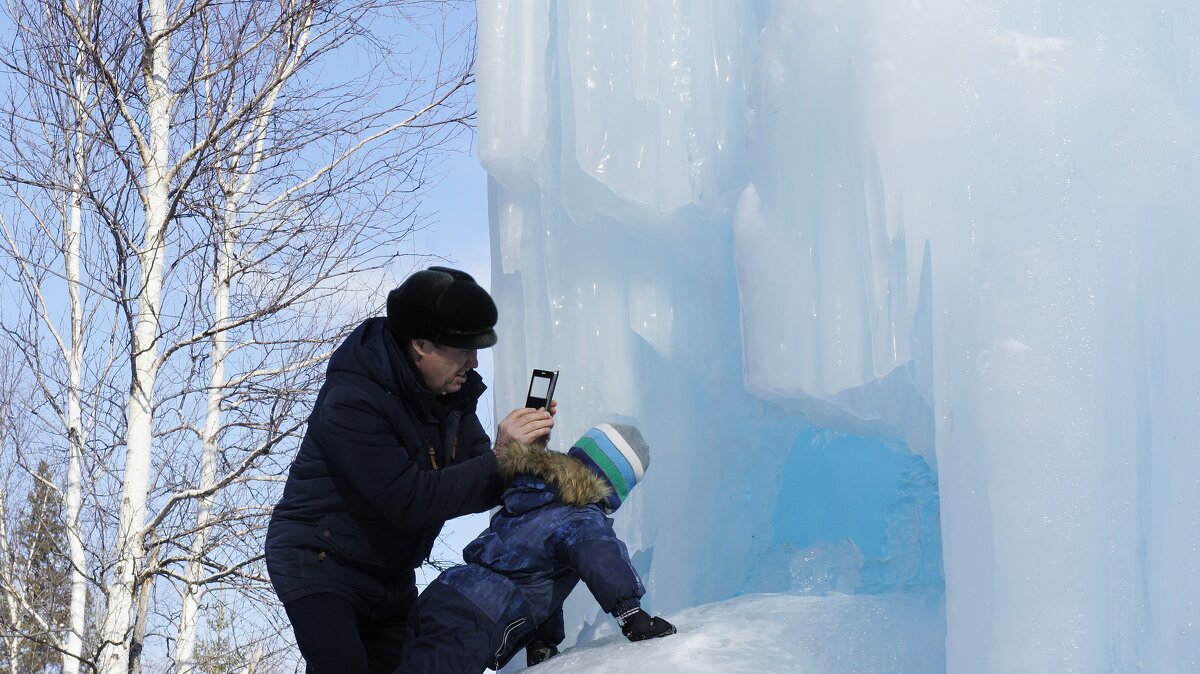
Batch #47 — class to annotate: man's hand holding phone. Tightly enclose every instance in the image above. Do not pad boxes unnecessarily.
[495,369,559,453]
[495,405,555,450]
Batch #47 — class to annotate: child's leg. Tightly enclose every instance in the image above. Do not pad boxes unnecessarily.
[397,585,496,674]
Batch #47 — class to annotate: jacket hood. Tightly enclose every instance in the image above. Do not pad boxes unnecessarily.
[497,441,612,508]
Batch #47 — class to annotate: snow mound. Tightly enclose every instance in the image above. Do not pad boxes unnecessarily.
[525,592,945,673]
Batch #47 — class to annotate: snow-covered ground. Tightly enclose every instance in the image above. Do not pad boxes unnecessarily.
[517,592,945,674]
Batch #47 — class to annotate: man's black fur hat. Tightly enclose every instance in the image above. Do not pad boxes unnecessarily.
[386,266,498,349]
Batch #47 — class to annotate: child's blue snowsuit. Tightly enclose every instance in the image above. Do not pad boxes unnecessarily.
[396,440,646,672]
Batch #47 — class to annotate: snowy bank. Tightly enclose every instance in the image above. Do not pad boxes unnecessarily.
[520,592,945,674]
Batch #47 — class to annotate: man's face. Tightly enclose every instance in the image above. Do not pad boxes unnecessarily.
[413,341,479,395]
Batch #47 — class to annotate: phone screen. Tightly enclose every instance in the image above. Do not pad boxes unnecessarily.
[529,375,552,398]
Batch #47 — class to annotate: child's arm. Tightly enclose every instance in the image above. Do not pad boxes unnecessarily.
[556,512,677,642]
[616,607,676,641]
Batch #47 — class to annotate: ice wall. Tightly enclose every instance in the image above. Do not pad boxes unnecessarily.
[477,1,1200,672]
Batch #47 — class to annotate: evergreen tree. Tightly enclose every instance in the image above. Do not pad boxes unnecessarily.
[10,460,70,673]
[195,597,246,674]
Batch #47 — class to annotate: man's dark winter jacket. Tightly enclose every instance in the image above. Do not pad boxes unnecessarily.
[397,441,646,673]
[265,317,501,613]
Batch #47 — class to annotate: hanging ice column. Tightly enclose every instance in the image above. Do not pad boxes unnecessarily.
[477,1,1200,672]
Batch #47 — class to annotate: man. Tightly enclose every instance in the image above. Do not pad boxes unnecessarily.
[265,266,554,673]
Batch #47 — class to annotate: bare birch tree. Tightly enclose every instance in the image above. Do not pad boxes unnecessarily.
[0,1,476,671]
[0,0,108,670]
[0,349,32,674]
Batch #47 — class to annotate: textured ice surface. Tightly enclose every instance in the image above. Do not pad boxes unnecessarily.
[478,1,1200,672]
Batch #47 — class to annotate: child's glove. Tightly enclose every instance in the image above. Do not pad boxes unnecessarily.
[526,640,559,667]
[618,608,677,642]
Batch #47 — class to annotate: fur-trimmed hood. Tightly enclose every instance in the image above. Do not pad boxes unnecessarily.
[496,440,612,507]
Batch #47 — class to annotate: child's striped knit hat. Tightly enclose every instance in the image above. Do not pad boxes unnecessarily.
[568,423,650,512]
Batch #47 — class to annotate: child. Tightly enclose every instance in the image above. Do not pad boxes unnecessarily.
[397,423,676,672]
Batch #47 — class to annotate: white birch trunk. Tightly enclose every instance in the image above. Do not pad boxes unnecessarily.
[62,10,90,670]
[97,2,171,671]
[130,568,154,674]
[175,212,231,674]
[176,23,239,670]
[62,145,88,674]
[0,479,21,674]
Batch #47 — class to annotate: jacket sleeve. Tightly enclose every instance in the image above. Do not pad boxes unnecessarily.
[554,509,645,617]
[459,409,495,459]
[316,383,499,529]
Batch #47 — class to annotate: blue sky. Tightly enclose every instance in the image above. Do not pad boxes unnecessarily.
[412,148,491,290]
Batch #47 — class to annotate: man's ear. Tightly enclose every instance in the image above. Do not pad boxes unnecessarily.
[409,338,435,359]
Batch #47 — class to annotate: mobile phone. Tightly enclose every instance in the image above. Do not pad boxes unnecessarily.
[525,369,559,410]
